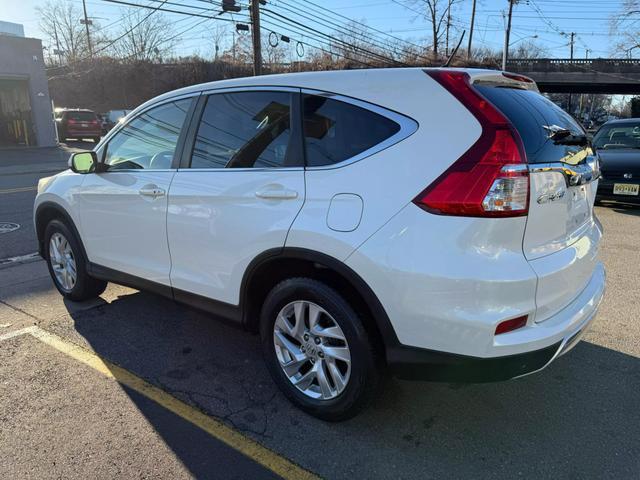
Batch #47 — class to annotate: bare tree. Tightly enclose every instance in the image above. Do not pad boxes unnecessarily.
[211,24,228,61]
[37,0,95,64]
[221,31,252,64]
[110,8,178,62]
[610,1,640,57]
[510,40,550,59]
[401,0,462,62]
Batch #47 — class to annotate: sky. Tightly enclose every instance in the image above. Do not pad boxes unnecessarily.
[0,0,630,61]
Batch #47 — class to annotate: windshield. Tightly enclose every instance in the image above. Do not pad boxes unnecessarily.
[592,122,640,149]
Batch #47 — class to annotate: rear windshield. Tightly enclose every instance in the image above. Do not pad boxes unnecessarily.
[475,86,587,164]
[592,121,640,149]
[66,111,96,121]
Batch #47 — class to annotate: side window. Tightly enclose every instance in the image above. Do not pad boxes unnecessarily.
[302,94,401,167]
[190,91,293,169]
[104,99,191,170]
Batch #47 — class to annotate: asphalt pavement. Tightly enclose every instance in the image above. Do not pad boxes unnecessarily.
[0,147,639,479]
[0,142,92,260]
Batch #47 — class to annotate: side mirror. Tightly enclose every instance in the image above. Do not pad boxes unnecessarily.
[69,151,97,174]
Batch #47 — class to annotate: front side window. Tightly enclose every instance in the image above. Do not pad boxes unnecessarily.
[104,99,191,170]
[302,94,401,167]
[190,91,293,169]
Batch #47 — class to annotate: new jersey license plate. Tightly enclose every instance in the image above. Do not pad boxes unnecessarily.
[613,183,639,196]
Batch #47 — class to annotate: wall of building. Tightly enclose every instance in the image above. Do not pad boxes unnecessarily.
[0,35,56,147]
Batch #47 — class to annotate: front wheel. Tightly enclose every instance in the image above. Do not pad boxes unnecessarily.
[260,278,379,421]
[44,219,107,301]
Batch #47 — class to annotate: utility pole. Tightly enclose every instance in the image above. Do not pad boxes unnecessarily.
[568,32,575,113]
[445,2,452,56]
[250,0,262,75]
[467,0,477,61]
[569,32,575,60]
[501,0,516,71]
[81,0,93,58]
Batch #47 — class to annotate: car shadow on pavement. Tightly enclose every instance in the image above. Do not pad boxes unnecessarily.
[64,290,640,480]
[599,202,640,216]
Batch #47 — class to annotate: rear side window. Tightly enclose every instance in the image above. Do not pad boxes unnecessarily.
[475,86,586,164]
[302,95,401,167]
[66,111,96,121]
[190,91,293,169]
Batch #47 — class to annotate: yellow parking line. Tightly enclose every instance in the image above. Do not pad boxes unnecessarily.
[5,326,319,480]
[0,186,37,194]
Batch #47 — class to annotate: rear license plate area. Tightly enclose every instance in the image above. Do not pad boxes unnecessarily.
[613,183,639,196]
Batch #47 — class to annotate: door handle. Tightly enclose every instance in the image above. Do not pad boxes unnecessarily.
[139,186,165,198]
[255,188,298,200]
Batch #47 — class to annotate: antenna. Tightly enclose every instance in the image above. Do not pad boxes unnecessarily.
[442,30,466,68]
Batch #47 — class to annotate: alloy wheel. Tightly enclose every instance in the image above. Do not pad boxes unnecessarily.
[49,232,77,292]
[273,300,351,400]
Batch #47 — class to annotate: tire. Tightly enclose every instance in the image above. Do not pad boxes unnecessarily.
[44,219,107,301]
[260,277,379,421]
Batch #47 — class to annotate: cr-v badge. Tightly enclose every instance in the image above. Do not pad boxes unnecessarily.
[537,189,566,204]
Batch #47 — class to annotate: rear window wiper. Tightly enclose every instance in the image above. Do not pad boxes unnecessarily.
[542,125,589,146]
[554,133,589,146]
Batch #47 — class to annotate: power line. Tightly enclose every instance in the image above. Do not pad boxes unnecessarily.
[259,16,377,67]
[92,0,170,56]
[100,0,248,23]
[262,23,378,68]
[268,0,430,62]
[261,8,408,66]
[282,0,429,56]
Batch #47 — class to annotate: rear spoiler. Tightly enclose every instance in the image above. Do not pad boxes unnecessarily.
[470,71,539,92]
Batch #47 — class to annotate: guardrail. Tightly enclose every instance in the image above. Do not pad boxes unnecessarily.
[506,58,640,68]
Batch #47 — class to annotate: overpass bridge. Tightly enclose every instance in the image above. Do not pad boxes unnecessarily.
[505,58,640,94]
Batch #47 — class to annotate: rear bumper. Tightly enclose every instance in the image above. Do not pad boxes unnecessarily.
[63,129,101,138]
[388,262,605,382]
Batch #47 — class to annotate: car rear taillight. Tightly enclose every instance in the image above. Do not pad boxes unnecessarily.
[495,315,528,335]
[67,119,76,125]
[413,70,529,217]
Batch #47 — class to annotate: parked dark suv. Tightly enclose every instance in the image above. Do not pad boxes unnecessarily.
[55,109,101,143]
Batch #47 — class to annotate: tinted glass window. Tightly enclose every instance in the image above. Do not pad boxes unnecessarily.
[66,111,96,121]
[592,122,640,149]
[302,95,400,167]
[107,110,129,122]
[191,91,293,169]
[104,99,191,170]
[475,86,587,164]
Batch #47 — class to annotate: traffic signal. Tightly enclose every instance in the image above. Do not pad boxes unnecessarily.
[222,0,242,12]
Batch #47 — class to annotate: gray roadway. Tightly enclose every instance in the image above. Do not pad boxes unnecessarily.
[0,143,88,259]
[0,147,639,479]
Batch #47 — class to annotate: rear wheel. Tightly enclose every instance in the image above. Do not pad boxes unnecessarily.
[260,277,379,421]
[44,219,107,301]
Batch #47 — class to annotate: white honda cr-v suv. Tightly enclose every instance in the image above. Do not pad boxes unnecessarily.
[35,68,605,420]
